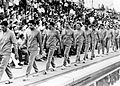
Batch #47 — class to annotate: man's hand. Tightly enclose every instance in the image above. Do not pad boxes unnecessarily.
[103,38,106,42]
[60,41,64,49]
[73,42,76,48]
[15,54,19,59]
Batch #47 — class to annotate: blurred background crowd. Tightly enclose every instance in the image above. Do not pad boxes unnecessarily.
[0,0,120,68]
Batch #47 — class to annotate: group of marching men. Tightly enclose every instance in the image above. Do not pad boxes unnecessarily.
[0,19,120,84]
[42,20,120,71]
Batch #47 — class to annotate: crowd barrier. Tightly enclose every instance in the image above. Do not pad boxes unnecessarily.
[37,55,120,86]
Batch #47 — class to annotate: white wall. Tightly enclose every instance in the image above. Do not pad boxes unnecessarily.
[113,0,120,12]
[84,0,113,8]
[84,0,120,12]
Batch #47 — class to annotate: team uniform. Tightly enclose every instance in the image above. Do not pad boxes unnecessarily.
[98,27,106,55]
[91,28,99,59]
[74,29,85,65]
[23,27,42,80]
[61,27,74,69]
[83,28,92,62]
[118,28,120,49]
[104,28,113,54]
[43,28,61,74]
[0,29,18,83]
[112,27,119,52]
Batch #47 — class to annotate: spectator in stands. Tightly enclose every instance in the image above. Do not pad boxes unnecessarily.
[17,34,28,66]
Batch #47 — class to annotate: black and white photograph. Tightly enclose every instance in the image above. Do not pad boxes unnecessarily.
[0,0,120,86]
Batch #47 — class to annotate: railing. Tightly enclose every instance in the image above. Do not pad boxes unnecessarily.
[36,54,120,86]
[85,67,120,86]
[67,55,120,86]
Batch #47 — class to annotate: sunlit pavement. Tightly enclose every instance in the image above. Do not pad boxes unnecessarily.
[0,48,120,86]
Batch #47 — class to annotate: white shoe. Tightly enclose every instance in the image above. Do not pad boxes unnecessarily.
[5,78,14,84]
[40,59,44,62]
[51,67,56,71]
[33,72,39,77]
[43,70,48,75]
[23,76,30,81]
[66,64,71,67]
[15,65,22,69]
[61,66,66,70]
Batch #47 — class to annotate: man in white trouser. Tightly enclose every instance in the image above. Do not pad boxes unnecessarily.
[0,21,19,84]
[21,20,42,81]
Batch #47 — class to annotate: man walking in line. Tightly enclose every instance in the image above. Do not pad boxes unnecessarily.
[42,22,61,74]
[74,22,85,66]
[90,24,99,60]
[61,22,75,70]
[0,20,19,84]
[104,24,113,55]
[98,24,106,55]
[83,25,92,63]
[22,20,42,81]
[112,24,119,52]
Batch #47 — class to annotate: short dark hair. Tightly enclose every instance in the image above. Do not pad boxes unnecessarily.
[49,22,55,26]
[28,20,35,25]
[1,21,8,26]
